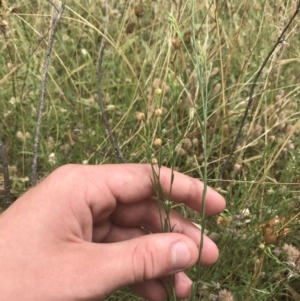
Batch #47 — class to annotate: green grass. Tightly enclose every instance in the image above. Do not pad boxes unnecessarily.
[1,0,300,300]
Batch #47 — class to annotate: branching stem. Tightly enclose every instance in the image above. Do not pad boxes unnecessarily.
[31,0,66,187]
[0,138,11,209]
[96,0,126,163]
[219,2,300,186]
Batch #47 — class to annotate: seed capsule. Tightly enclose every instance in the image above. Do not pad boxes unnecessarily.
[155,108,163,116]
[134,5,143,18]
[136,112,145,121]
[172,37,182,50]
[154,138,162,147]
[126,22,136,34]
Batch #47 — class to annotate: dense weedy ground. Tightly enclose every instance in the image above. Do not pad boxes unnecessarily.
[1,0,300,300]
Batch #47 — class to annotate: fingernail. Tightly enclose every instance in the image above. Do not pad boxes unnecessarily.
[172,241,192,271]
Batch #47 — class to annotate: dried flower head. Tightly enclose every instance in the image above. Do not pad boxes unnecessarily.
[283,244,300,271]
[47,137,55,150]
[208,293,218,301]
[0,20,9,37]
[9,5,21,14]
[8,165,17,174]
[218,289,235,301]
[175,146,186,156]
[182,138,192,150]
[217,216,232,227]
[48,153,57,166]
[16,131,31,142]
[192,138,198,146]
[61,143,71,154]
[269,135,276,142]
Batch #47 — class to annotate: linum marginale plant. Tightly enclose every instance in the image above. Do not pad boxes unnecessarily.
[146,2,212,300]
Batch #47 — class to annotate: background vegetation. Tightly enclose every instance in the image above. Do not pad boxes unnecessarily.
[1,0,300,300]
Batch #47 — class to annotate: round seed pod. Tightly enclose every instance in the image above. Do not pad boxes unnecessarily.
[155,88,162,95]
[175,146,186,156]
[134,4,143,18]
[155,108,163,117]
[151,158,158,164]
[154,138,162,147]
[184,31,192,44]
[126,22,136,34]
[233,163,241,172]
[269,135,276,142]
[172,37,182,50]
[182,138,192,150]
[136,112,145,121]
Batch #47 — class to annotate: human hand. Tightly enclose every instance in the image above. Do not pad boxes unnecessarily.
[0,164,225,301]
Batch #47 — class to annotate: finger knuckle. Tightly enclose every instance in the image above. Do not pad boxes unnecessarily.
[132,241,157,282]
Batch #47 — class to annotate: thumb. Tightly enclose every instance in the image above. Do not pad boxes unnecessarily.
[82,233,198,299]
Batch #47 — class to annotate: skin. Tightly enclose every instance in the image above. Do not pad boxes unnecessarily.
[0,164,226,301]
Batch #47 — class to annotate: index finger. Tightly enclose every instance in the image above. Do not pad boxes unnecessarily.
[88,164,226,215]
